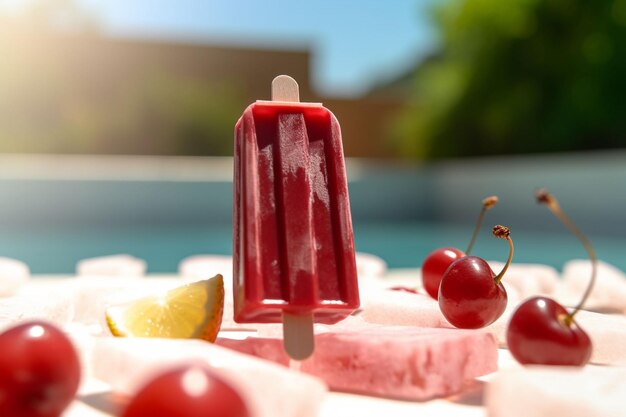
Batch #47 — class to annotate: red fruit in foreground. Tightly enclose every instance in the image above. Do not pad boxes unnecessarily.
[507,296,592,366]
[438,256,507,329]
[0,321,81,417]
[421,247,465,299]
[122,365,250,417]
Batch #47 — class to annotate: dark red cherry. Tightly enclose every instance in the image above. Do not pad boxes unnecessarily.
[122,365,250,417]
[0,321,81,417]
[505,189,595,367]
[507,296,591,365]
[438,256,507,328]
[421,247,465,299]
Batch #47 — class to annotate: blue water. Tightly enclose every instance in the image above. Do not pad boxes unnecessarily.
[0,221,623,274]
[1,153,625,275]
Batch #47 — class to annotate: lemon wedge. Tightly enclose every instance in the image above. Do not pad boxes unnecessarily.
[105,275,224,342]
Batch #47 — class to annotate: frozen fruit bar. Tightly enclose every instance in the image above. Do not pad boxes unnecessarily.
[218,324,497,400]
[233,75,359,358]
[233,75,359,324]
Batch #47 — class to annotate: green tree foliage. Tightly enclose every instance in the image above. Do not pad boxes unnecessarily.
[397,0,626,159]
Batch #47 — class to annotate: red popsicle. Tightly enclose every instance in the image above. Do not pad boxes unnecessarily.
[233,75,360,360]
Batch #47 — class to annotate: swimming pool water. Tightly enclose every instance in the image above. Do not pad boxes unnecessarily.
[0,221,623,275]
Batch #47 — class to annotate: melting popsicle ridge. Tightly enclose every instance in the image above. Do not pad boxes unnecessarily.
[233,117,242,308]
[325,111,358,304]
[275,112,318,306]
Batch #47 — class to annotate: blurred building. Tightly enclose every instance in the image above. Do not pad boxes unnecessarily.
[0,28,406,158]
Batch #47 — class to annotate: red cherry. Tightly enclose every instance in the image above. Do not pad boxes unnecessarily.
[505,189,595,367]
[0,321,81,417]
[122,365,250,417]
[507,296,592,365]
[438,256,507,328]
[421,247,465,299]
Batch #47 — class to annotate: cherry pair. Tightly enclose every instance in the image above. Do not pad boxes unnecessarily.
[421,196,511,329]
[421,189,594,366]
[421,196,499,300]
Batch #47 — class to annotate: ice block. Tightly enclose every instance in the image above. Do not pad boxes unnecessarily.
[76,254,147,277]
[233,75,359,358]
[218,321,498,400]
[486,366,626,417]
[0,285,74,331]
[91,337,327,417]
[487,261,559,300]
[558,259,626,313]
[0,257,29,297]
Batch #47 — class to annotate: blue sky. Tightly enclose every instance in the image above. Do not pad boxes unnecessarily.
[3,0,439,97]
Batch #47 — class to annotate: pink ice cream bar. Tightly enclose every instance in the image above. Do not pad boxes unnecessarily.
[233,75,359,357]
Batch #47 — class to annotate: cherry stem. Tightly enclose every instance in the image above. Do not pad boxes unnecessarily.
[466,195,499,255]
[536,189,597,325]
[492,225,514,285]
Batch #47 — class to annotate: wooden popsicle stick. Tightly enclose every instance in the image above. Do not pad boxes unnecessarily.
[282,312,315,361]
[272,74,314,361]
[272,75,300,102]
